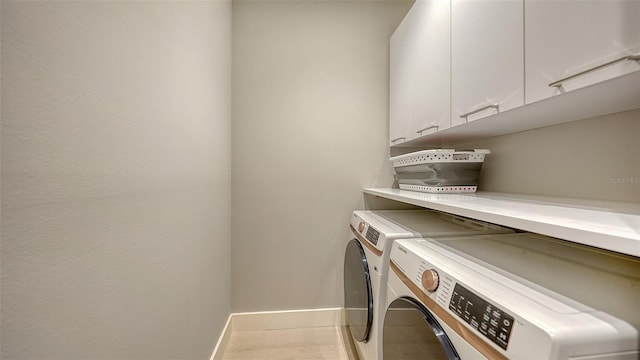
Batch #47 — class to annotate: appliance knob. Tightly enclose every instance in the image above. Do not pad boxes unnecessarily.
[358,222,366,233]
[421,269,440,292]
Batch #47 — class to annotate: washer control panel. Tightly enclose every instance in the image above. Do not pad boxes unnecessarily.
[449,283,514,350]
[365,226,380,245]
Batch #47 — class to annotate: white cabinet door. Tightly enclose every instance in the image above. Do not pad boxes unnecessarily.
[451,0,524,127]
[389,0,450,146]
[525,0,640,105]
[389,10,414,146]
[410,0,451,139]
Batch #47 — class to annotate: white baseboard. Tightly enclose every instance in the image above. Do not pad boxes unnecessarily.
[209,308,345,359]
[232,307,345,331]
[210,315,233,360]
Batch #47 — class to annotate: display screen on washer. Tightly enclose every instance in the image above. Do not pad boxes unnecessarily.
[449,283,514,350]
[365,226,380,245]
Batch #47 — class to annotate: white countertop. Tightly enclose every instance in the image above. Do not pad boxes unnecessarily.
[363,188,640,257]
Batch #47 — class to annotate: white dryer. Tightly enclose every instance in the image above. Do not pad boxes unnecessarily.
[383,234,640,359]
[343,210,512,360]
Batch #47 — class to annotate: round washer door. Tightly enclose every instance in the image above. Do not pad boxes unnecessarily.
[383,297,460,360]
[343,238,373,342]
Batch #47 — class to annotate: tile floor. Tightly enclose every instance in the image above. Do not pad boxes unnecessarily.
[220,326,358,360]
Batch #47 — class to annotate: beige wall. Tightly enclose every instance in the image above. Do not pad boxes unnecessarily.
[1,1,231,359]
[451,109,640,203]
[232,0,412,312]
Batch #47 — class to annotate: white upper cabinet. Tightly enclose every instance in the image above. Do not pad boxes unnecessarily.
[451,0,524,127]
[390,0,640,148]
[525,0,640,104]
[390,0,450,146]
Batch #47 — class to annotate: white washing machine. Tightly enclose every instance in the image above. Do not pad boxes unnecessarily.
[383,234,640,359]
[343,210,513,360]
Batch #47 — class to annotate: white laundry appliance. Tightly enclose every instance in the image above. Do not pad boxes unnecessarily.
[383,234,640,359]
[343,210,513,360]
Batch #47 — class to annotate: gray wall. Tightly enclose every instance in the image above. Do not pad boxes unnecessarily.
[452,109,640,203]
[232,0,412,312]
[1,1,231,359]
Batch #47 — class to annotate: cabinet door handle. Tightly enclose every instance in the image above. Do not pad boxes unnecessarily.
[459,104,499,120]
[548,54,640,88]
[416,125,438,135]
[391,137,406,143]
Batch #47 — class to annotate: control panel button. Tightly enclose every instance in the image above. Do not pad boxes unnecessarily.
[421,269,440,292]
[358,222,365,233]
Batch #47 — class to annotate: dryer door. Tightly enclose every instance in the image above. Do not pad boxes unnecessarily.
[383,297,460,360]
[343,239,373,342]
